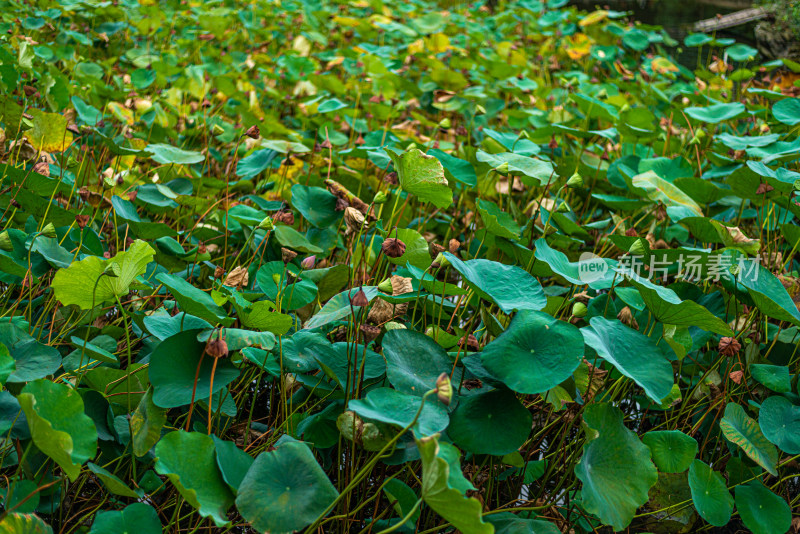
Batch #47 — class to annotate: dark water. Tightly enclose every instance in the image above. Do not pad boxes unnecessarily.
[571,0,758,65]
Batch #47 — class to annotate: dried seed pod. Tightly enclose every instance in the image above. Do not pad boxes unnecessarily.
[281,247,298,264]
[350,288,369,307]
[245,124,260,139]
[459,334,479,351]
[359,324,381,343]
[75,214,90,229]
[381,237,406,258]
[32,161,50,176]
[429,243,445,260]
[205,332,229,359]
[273,210,295,225]
[448,239,460,253]
[214,266,225,279]
[718,336,741,357]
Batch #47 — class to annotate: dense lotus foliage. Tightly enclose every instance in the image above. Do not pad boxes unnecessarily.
[0,0,799,532]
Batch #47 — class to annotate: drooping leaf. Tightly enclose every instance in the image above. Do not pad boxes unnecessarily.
[581,317,674,403]
[348,387,449,436]
[52,240,155,310]
[154,431,234,527]
[388,148,452,209]
[574,403,658,531]
[416,435,494,534]
[18,380,98,482]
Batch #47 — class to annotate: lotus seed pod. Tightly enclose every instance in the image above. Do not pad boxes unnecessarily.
[572,302,587,317]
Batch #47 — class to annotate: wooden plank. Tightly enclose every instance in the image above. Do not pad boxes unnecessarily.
[693,7,768,33]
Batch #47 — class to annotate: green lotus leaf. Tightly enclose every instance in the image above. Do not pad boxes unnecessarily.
[348,387,449,436]
[212,435,254,494]
[684,102,746,123]
[734,481,792,534]
[89,503,161,534]
[156,272,233,326]
[130,388,167,457]
[447,388,532,456]
[444,252,546,313]
[148,330,240,409]
[154,431,234,527]
[641,430,698,473]
[758,395,800,454]
[485,512,560,534]
[480,310,583,395]
[146,143,205,165]
[772,97,800,125]
[0,323,61,384]
[477,198,521,240]
[291,184,340,228]
[688,460,732,527]
[574,403,658,531]
[18,380,98,482]
[581,317,674,403]
[719,402,778,476]
[388,148,452,209]
[0,514,53,534]
[750,364,791,393]
[24,108,73,152]
[416,434,494,534]
[382,329,458,399]
[235,441,339,534]
[52,240,155,310]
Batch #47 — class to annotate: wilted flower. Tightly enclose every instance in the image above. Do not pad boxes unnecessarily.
[381,237,406,258]
[719,337,741,357]
[617,306,639,329]
[344,207,365,234]
[214,266,225,279]
[448,239,460,253]
[273,210,295,225]
[32,161,50,176]
[223,266,249,288]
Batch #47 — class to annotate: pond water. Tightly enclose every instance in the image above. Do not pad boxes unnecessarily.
[570,0,758,65]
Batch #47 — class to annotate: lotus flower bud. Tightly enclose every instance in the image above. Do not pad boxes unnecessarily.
[377,278,394,293]
[629,238,647,257]
[40,223,57,239]
[572,302,587,318]
[381,237,406,258]
[258,215,274,230]
[372,191,388,204]
[494,162,509,174]
[435,372,452,406]
[212,123,225,136]
[0,231,13,252]
[272,273,282,286]
[567,172,583,188]
[300,255,316,270]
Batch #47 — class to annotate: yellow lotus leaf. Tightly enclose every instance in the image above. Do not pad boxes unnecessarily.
[408,38,425,55]
[24,109,73,153]
[424,33,451,54]
[566,33,592,60]
[107,102,134,125]
[579,10,609,27]
[651,57,678,75]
